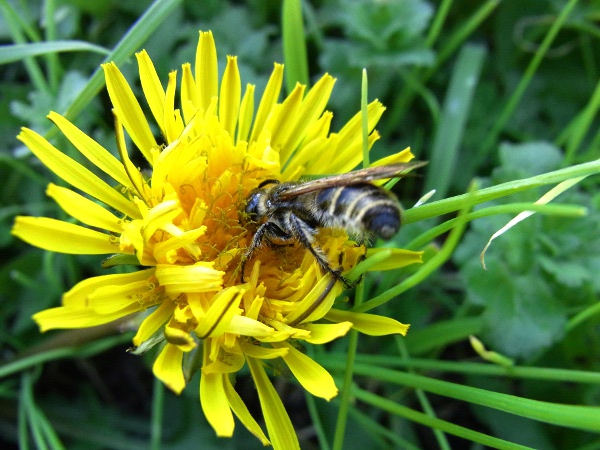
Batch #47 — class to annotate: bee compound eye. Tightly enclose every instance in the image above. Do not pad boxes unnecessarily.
[245,193,258,214]
[245,191,265,220]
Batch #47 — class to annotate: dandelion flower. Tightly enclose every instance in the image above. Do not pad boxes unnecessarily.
[12,31,422,448]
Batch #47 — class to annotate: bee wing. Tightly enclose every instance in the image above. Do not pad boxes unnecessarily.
[278,161,427,199]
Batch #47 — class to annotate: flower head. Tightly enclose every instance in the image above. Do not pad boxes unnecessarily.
[12,31,422,448]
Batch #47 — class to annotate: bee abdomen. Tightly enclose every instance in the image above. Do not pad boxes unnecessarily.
[315,184,401,240]
[361,202,400,239]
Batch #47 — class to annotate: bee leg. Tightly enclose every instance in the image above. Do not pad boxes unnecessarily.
[241,222,291,282]
[265,240,295,249]
[340,251,366,289]
[286,212,353,288]
[263,234,295,249]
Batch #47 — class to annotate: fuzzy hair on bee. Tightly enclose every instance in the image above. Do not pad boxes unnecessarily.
[241,161,427,286]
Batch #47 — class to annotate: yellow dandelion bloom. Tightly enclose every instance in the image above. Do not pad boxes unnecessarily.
[12,31,423,448]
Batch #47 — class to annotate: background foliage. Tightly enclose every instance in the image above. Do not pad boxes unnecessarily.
[2,0,600,449]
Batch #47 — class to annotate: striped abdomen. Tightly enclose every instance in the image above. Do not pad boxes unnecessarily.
[311,183,401,240]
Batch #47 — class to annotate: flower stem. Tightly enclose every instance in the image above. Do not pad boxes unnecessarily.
[355,183,472,312]
[332,279,366,450]
[150,377,164,450]
[403,159,600,225]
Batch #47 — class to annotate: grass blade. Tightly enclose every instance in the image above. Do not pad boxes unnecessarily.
[424,43,486,199]
[58,0,183,130]
[0,41,110,64]
[282,0,309,91]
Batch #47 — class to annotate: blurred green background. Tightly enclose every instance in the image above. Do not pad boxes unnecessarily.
[2,0,600,449]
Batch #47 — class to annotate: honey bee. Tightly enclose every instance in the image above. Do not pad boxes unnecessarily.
[241,161,427,286]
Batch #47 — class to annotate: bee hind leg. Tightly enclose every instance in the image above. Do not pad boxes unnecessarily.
[286,212,354,289]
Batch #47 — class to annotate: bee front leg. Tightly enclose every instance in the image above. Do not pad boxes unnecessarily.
[241,222,291,282]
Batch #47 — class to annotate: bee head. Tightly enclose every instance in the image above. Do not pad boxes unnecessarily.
[244,179,279,222]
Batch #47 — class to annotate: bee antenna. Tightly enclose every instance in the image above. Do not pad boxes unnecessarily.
[258,179,280,188]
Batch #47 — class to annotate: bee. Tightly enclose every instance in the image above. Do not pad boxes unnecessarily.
[241,161,427,286]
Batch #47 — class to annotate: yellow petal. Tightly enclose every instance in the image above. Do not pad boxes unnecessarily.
[153,343,185,394]
[237,83,255,144]
[246,357,300,450]
[141,200,180,241]
[301,322,353,344]
[219,55,241,137]
[319,100,385,173]
[200,343,235,436]
[172,301,193,323]
[283,111,333,179]
[244,290,264,321]
[164,70,184,143]
[281,73,336,164]
[303,111,332,144]
[87,278,154,314]
[46,183,123,233]
[180,63,197,124]
[103,62,157,163]
[153,226,206,262]
[364,248,424,272]
[136,49,166,136]
[12,216,124,255]
[269,83,305,159]
[201,374,235,437]
[369,147,416,187]
[272,342,338,400]
[371,147,414,166]
[240,340,288,359]
[33,301,143,332]
[133,300,176,347]
[47,112,131,187]
[250,63,284,142]
[254,328,301,343]
[195,30,218,112]
[226,314,274,338]
[164,325,197,352]
[302,134,340,176]
[285,275,343,326]
[324,130,380,175]
[122,219,156,266]
[223,376,270,445]
[17,128,139,218]
[196,287,243,339]
[336,99,385,155]
[113,114,151,203]
[325,309,410,336]
[155,262,224,298]
[282,135,327,180]
[62,269,155,308]
[202,349,245,374]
